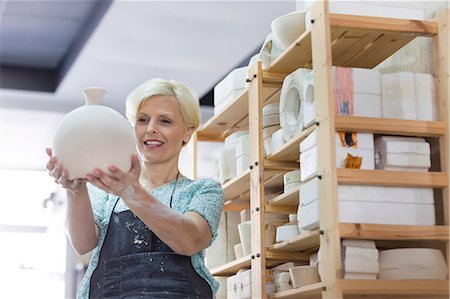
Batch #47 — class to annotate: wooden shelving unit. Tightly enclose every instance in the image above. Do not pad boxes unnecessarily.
[269,280,449,299]
[195,2,450,298]
[211,252,310,277]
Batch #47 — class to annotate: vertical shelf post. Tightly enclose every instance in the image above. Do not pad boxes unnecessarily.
[248,61,267,298]
[310,1,343,298]
[434,8,450,281]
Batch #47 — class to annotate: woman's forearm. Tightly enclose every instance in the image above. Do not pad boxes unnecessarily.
[123,185,211,256]
[65,186,99,255]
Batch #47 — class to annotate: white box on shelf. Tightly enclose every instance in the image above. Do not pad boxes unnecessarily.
[214,67,248,105]
[333,67,381,95]
[375,136,431,171]
[236,155,249,176]
[235,135,250,159]
[379,248,448,280]
[375,136,430,155]
[227,274,238,299]
[300,132,375,181]
[344,256,379,274]
[339,200,435,226]
[299,182,436,230]
[219,147,236,184]
[338,185,434,205]
[415,73,437,121]
[344,246,379,262]
[225,130,248,148]
[234,270,276,299]
[381,72,416,120]
[303,67,382,127]
[214,89,245,116]
[344,273,378,280]
[276,223,300,243]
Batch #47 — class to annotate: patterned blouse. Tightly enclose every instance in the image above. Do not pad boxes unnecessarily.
[76,177,224,299]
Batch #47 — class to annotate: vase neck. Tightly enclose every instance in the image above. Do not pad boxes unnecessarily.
[82,87,106,105]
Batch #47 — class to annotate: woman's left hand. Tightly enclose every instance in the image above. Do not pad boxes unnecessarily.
[86,154,141,198]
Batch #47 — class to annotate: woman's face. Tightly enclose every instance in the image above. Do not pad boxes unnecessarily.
[134,95,192,165]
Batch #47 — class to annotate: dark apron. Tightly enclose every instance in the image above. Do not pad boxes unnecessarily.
[89,198,212,299]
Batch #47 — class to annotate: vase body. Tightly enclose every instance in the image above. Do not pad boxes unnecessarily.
[52,87,136,180]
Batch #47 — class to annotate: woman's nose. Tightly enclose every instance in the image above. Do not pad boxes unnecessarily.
[146,121,157,133]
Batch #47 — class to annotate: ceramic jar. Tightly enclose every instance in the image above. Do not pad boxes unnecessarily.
[52,87,136,179]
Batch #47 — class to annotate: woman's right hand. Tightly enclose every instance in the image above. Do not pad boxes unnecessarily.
[46,148,86,194]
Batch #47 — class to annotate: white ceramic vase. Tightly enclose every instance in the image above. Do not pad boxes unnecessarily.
[52,87,136,179]
[271,11,306,50]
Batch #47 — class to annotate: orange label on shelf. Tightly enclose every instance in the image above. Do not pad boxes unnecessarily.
[338,132,358,148]
[334,67,354,115]
[344,153,363,169]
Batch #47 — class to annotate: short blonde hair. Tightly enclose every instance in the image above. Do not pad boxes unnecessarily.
[126,78,201,131]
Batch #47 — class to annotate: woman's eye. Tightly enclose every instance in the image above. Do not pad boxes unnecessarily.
[137,118,149,124]
[161,119,172,124]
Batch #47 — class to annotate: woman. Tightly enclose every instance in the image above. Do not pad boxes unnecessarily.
[46,78,224,298]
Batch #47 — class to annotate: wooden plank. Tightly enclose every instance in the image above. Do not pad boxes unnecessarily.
[222,169,250,202]
[210,255,251,276]
[268,229,320,252]
[266,30,313,74]
[223,199,249,212]
[222,169,288,202]
[269,282,324,299]
[248,61,267,298]
[337,169,448,188]
[266,13,438,74]
[339,279,449,296]
[264,160,300,171]
[267,125,316,162]
[310,2,343,299]
[330,14,438,36]
[211,252,309,277]
[266,251,310,263]
[434,8,450,284]
[197,85,281,142]
[197,90,248,142]
[340,224,450,241]
[336,116,446,137]
[268,187,300,207]
[265,205,297,214]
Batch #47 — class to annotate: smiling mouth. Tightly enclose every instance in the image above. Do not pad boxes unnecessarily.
[144,140,164,148]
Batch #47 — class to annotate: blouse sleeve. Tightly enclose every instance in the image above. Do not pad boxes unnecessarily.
[185,178,224,244]
[87,183,109,228]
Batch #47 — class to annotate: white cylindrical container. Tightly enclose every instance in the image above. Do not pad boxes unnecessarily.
[279,68,310,141]
[52,87,136,179]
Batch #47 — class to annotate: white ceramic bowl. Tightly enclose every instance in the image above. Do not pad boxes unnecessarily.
[271,11,306,50]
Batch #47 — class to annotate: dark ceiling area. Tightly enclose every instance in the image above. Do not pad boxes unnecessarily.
[0,0,112,92]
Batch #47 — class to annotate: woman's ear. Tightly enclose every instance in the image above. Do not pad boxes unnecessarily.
[182,127,194,145]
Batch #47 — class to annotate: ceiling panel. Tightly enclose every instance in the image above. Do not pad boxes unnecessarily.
[3,0,97,20]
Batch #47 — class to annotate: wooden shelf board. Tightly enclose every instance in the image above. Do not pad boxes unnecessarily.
[339,279,449,296]
[197,85,281,142]
[336,116,446,137]
[267,14,437,74]
[197,90,249,142]
[267,125,316,162]
[340,223,450,241]
[210,255,252,276]
[223,199,249,212]
[338,169,448,188]
[268,229,320,252]
[222,169,287,202]
[211,252,309,277]
[268,187,300,207]
[269,282,324,299]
